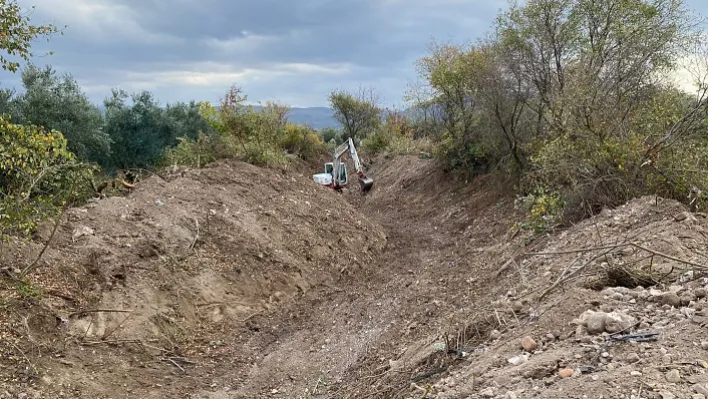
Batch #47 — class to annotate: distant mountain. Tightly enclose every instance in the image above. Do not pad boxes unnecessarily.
[250,106,338,130]
[285,107,338,130]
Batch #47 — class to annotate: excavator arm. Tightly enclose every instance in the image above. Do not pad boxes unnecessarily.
[330,138,373,192]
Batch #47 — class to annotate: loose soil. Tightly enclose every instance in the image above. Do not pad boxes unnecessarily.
[2,154,708,399]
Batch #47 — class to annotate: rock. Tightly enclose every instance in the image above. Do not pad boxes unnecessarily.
[479,387,495,397]
[659,292,682,308]
[72,225,95,240]
[575,325,588,337]
[630,371,643,376]
[666,369,681,383]
[701,342,708,351]
[521,336,538,352]
[660,392,676,399]
[508,354,529,366]
[682,293,697,306]
[626,353,640,363]
[693,395,706,399]
[511,301,524,313]
[490,329,502,340]
[611,292,624,301]
[605,311,636,333]
[696,288,708,299]
[506,393,518,399]
[586,311,607,334]
[558,368,574,378]
[694,383,708,396]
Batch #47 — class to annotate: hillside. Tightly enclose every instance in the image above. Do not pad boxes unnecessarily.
[2,155,708,398]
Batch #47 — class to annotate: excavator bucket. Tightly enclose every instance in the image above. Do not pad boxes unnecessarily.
[358,176,374,192]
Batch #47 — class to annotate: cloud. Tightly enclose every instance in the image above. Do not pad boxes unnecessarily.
[15,0,685,107]
[28,0,183,45]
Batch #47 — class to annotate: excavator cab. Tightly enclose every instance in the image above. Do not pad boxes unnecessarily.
[325,162,348,185]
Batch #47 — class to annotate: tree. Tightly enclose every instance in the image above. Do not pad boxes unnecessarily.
[102,90,177,170]
[328,86,381,141]
[319,126,341,144]
[8,64,110,163]
[0,0,62,72]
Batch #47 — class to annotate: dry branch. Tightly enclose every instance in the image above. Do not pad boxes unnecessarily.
[537,241,708,300]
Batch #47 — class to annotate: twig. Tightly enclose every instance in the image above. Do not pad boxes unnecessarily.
[189,217,200,250]
[69,309,133,318]
[101,311,134,340]
[79,339,141,346]
[630,243,708,270]
[526,243,632,256]
[21,200,69,276]
[164,357,185,372]
[6,340,37,375]
[539,248,617,300]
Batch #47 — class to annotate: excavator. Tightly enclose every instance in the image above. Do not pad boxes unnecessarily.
[312,137,374,192]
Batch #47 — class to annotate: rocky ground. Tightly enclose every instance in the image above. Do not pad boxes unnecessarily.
[1,155,708,398]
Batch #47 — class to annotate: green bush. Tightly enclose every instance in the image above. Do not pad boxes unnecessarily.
[282,124,327,161]
[160,132,220,168]
[0,116,95,236]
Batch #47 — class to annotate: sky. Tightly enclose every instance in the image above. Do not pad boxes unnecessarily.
[2,0,708,108]
[0,0,506,108]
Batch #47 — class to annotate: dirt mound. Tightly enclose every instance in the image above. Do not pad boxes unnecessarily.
[0,159,385,398]
[4,152,708,399]
[411,196,708,398]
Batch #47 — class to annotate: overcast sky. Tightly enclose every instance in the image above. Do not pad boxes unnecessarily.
[2,0,708,108]
[0,0,506,108]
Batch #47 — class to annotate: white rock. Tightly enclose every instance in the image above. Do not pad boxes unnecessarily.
[508,354,529,366]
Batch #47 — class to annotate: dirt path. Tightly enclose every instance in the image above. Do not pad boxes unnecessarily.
[209,155,520,398]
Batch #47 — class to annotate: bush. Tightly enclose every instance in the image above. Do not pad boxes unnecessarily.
[0,117,95,236]
[160,132,220,168]
[282,124,327,161]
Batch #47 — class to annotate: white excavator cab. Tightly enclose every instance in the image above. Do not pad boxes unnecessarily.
[325,162,347,185]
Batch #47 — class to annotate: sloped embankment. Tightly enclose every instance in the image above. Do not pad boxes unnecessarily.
[0,159,386,398]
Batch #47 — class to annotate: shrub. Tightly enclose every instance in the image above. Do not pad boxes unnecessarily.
[0,117,95,236]
[160,132,220,168]
[282,124,327,161]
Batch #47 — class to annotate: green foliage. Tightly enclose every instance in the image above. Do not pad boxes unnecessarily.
[362,108,416,155]
[164,87,325,168]
[282,124,327,161]
[408,0,707,224]
[319,127,342,145]
[0,0,62,73]
[515,188,564,233]
[0,117,95,237]
[14,276,42,299]
[160,132,218,168]
[102,90,213,170]
[1,64,111,163]
[328,87,382,140]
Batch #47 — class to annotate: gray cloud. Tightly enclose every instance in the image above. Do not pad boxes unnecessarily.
[14,0,700,107]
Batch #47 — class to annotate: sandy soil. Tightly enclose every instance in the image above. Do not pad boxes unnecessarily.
[2,154,708,399]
